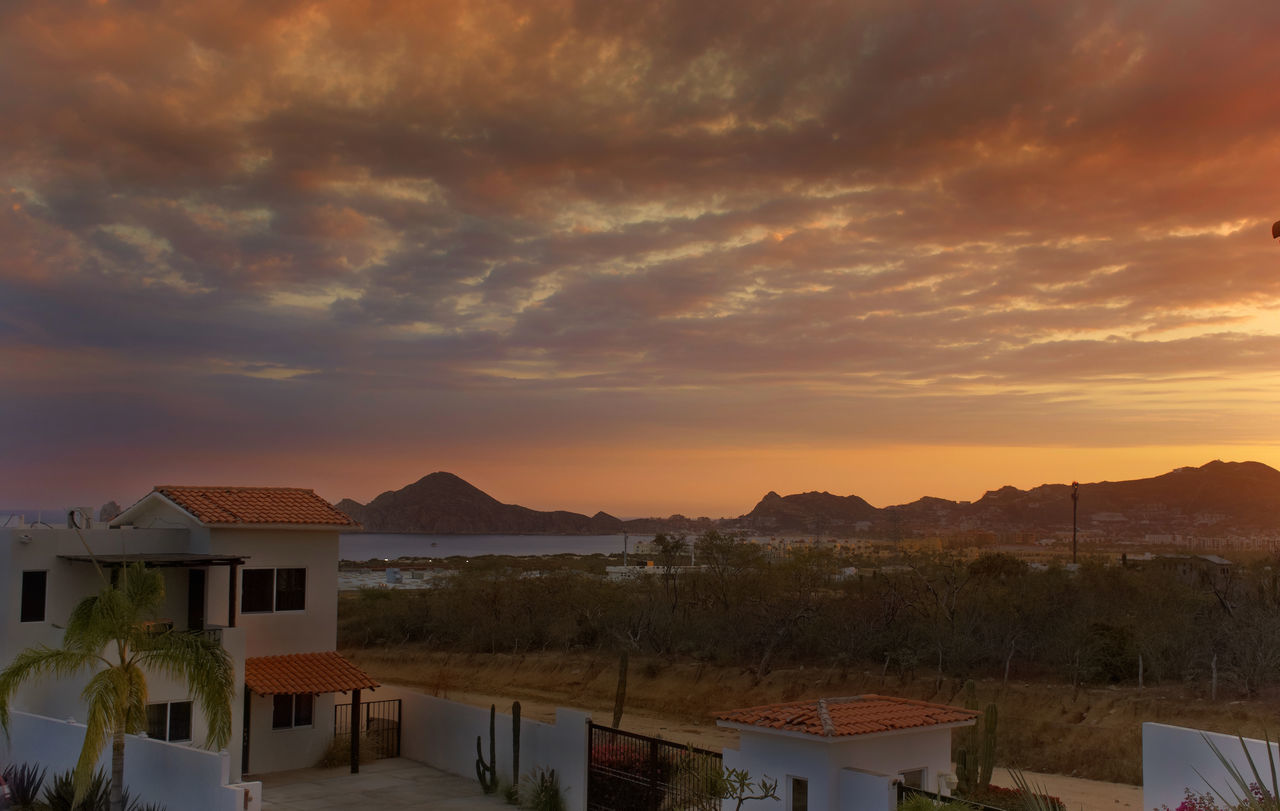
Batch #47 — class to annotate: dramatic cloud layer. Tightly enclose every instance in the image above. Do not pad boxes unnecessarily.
[3,0,1280,515]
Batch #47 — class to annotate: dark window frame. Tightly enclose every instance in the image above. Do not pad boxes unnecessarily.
[20,570,47,623]
[274,568,306,612]
[241,569,275,613]
[146,700,193,742]
[271,694,315,730]
[241,568,307,614]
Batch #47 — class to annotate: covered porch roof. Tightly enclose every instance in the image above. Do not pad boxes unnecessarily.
[245,651,379,696]
[58,552,247,568]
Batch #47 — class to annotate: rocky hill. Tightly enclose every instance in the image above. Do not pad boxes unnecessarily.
[740,460,1280,536]
[337,472,625,534]
[340,460,1280,537]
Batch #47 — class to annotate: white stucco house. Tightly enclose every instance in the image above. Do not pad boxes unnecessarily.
[0,485,377,783]
[718,695,978,811]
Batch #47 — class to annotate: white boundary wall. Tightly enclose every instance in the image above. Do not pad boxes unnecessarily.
[1143,723,1280,811]
[0,711,261,811]
[372,685,591,811]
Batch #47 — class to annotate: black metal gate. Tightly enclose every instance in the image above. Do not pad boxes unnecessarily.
[587,722,723,811]
[334,698,401,760]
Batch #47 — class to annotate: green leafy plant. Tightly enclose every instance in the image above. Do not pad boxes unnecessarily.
[719,768,780,811]
[1009,769,1064,811]
[2,761,48,809]
[44,768,110,811]
[519,767,566,811]
[1197,732,1280,811]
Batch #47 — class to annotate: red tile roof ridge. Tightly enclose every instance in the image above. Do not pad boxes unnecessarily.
[715,694,979,739]
[151,485,358,527]
[719,693,967,712]
[155,485,319,492]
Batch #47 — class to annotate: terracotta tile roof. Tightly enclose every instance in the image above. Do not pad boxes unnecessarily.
[244,651,379,695]
[716,695,978,739]
[155,486,358,527]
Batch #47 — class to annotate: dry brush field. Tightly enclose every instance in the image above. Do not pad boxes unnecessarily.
[346,646,1280,786]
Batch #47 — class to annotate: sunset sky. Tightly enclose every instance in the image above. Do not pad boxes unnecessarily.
[4,1,1280,519]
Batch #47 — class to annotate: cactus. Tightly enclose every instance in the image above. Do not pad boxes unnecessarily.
[978,702,998,789]
[476,703,498,794]
[512,700,522,793]
[956,681,999,794]
[957,680,979,794]
[957,746,975,795]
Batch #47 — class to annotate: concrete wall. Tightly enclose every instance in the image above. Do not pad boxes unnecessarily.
[0,710,261,811]
[374,685,591,811]
[1144,723,1280,811]
[242,690,338,775]
[837,769,896,811]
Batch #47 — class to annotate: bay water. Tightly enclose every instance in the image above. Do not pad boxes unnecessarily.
[339,533,655,561]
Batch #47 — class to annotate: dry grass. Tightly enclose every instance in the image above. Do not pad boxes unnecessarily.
[347,647,1280,785]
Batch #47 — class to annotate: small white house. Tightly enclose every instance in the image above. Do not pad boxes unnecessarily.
[718,695,978,811]
[1,485,377,783]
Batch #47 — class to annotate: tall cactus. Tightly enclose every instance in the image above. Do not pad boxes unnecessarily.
[957,680,979,794]
[476,703,498,794]
[956,681,999,795]
[978,702,998,789]
[512,700,522,787]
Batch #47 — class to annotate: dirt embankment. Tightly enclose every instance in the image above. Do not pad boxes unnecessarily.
[347,647,1280,793]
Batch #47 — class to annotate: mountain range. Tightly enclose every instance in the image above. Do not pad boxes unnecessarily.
[337,460,1280,536]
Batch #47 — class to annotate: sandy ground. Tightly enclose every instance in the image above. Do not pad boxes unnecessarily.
[408,684,1145,811]
[991,768,1143,811]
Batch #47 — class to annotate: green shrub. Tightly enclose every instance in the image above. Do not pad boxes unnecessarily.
[520,768,566,811]
[2,762,47,809]
[316,732,382,768]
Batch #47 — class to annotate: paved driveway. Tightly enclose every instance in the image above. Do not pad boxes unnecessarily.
[258,758,513,810]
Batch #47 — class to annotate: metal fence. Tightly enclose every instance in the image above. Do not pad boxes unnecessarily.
[896,783,1010,811]
[587,722,723,811]
[334,698,401,760]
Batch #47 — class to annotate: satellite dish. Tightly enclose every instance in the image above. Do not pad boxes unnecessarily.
[1273,220,1280,240]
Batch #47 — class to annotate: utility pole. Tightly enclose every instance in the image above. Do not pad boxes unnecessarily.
[1071,481,1079,564]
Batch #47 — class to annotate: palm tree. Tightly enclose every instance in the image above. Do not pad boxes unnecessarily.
[0,563,235,811]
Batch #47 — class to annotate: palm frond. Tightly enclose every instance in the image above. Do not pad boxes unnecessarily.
[0,646,97,733]
[136,632,235,749]
[120,563,165,616]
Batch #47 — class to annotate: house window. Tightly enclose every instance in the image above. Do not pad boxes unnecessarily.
[146,701,192,742]
[789,777,808,811]
[272,694,314,729]
[275,568,306,612]
[20,571,47,623]
[899,768,926,789]
[241,568,306,613]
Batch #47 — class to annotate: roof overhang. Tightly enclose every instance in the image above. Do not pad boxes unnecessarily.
[245,651,379,696]
[59,552,248,568]
[110,491,194,529]
[716,717,977,743]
